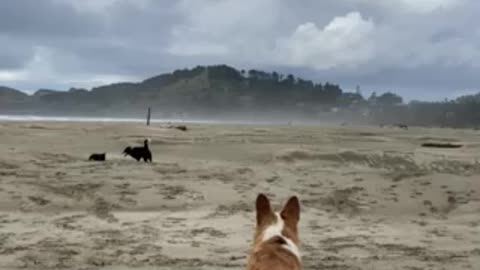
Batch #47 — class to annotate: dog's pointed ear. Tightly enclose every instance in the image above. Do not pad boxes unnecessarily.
[256,193,273,226]
[280,196,300,223]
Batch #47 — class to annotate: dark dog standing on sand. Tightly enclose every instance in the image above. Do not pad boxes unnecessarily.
[123,139,152,162]
[89,153,106,161]
[396,124,408,130]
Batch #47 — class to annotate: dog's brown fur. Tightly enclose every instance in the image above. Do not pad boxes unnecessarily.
[246,194,301,270]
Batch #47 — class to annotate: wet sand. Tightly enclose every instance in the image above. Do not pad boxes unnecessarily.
[0,122,479,269]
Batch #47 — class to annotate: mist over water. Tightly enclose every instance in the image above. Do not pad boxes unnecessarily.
[0,114,351,126]
[0,115,217,124]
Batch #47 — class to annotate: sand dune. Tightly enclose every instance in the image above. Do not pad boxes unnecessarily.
[0,122,479,269]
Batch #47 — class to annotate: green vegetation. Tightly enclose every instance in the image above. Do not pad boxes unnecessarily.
[0,65,479,127]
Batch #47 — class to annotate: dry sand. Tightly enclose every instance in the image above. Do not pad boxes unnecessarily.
[0,121,479,270]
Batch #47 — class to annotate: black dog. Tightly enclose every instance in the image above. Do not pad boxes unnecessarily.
[168,125,188,132]
[123,139,152,162]
[89,153,106,161]
[396,124,409,130]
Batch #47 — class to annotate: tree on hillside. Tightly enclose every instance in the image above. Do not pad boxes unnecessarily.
[338,92,365,106]
[273,72,281,82]
[376,92,403,106]
[323,82,343,102]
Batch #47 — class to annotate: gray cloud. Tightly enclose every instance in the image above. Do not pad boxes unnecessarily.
[0,0,104,37]
[0,0,479,99]
[0,37,35,69]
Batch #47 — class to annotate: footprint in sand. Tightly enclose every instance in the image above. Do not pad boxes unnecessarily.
[155,184,204,201]
[89,197,119,222]
[27,196,50,206]
[206,201,252,218]
[53,214,87,230]
[190,227,227,238]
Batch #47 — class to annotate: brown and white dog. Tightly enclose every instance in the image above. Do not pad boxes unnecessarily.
[246,193,301,270]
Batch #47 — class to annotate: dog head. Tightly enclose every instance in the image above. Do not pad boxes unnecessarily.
[122,147,132,156]
[253,194,301,257]
[144,138,152,148]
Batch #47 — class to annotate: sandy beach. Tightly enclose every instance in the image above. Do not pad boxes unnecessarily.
[0,121,479,270]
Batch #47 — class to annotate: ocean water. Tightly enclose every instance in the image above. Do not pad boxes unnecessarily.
[0,114,340,126]
[0,115,217,124]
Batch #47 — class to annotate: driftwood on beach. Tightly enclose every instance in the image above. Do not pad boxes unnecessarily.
[421,142,463,148]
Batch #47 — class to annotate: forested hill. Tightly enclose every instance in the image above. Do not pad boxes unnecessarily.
[0,65,342,116]
[0,65,479,128]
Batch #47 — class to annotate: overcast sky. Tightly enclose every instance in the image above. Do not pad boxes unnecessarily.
[1,0,479,100]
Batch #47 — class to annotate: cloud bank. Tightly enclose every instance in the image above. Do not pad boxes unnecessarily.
[0,0,479,100]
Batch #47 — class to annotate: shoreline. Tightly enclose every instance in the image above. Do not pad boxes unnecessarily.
[0,114,346,127]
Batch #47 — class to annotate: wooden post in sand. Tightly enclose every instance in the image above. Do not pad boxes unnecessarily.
[146,107,151,126]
